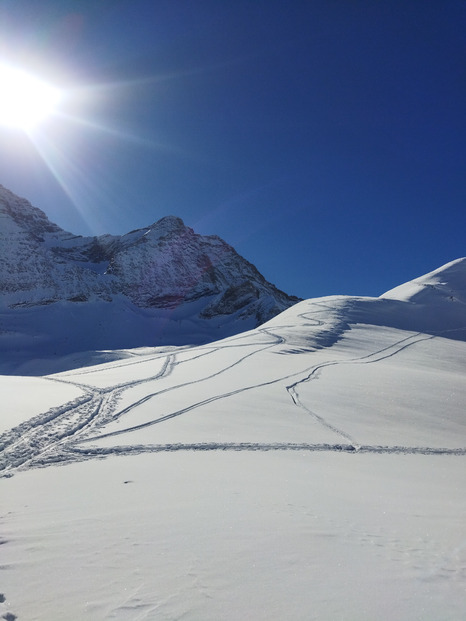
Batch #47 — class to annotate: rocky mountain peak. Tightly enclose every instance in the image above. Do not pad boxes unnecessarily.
[0,184,63,240]
[0,185,300,366]
[151,215,186,233]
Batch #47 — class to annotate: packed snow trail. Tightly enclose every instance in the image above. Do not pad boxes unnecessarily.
[0,354,176,474]
[0,331,285,474]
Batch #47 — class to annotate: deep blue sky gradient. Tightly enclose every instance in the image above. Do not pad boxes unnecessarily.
[1,0,465,299]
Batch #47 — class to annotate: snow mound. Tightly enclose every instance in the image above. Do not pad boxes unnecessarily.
[381,257,466,305]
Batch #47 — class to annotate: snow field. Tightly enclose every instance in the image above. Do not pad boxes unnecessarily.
[1,263,466,619]
[2,451,466,620]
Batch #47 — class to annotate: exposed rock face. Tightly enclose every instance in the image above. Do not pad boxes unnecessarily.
[0,184,300,369]
[102,214,295,321]
[0,186,114,307]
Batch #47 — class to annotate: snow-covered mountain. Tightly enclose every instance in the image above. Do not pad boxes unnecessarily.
[1,255,465,620]
[0,184,299,372]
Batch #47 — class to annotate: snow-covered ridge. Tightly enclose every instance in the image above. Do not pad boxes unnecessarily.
[0,184,297,313]
[0,184,299,371]
[261,257,466,356]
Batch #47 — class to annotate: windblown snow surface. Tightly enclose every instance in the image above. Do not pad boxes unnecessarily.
[1,259,466,620]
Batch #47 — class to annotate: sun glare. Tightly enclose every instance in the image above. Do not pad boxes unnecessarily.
[0,64,61,130]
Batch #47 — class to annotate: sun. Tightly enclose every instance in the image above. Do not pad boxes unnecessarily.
[0,64,61,131]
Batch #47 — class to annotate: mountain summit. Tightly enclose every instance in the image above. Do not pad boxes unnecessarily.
[0,184,299,371]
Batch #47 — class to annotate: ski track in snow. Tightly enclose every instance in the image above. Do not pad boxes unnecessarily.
[67,442,466,458]
[1,305,465,475]
[286,328,438,448]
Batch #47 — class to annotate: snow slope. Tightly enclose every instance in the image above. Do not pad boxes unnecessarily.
[382,257,466,304]
[1,259,466,620]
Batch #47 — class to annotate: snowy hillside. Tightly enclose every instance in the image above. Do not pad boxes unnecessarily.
[0,184,299,373]
[1,258,465,620]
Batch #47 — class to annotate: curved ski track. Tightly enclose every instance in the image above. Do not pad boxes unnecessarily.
[1,307,465,475]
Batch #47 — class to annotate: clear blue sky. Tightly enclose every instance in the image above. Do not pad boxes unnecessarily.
[1,0,465,299]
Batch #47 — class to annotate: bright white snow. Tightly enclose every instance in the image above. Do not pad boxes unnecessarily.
[1,259,466,620]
